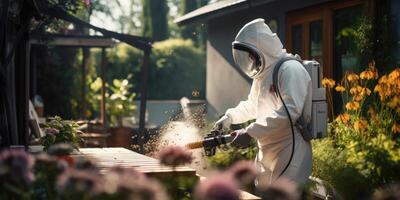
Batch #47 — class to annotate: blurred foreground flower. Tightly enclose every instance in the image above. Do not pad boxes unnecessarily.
[32,153,67,199]
[194,174,240,200]
[156,145,193,167]
[227,160,257,186]
[258,178,299,200]
[105,167,168,200]
[372,183,400,200]
[56,169,103,197]
[0,149,35,188]
[47,143,75,166]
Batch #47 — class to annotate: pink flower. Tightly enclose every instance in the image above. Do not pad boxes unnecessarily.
[56,169,103,196]
[44,128,59,136]
[104,167,168,200]
[227,160,257,186]
[156,145,193,167]
[194,174,240,200]
[83,0,91,6]
[0,149,35,187]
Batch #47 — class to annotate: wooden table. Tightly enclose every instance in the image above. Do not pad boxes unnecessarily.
[73,147,196,176]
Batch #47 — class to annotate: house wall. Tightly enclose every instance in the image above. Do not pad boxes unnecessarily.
[206,0,331,117]
[391,0,400,62]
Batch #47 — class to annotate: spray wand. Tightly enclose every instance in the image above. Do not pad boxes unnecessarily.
[185,128,236,156]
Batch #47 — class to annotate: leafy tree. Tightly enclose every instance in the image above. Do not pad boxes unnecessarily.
[142,0,169,41]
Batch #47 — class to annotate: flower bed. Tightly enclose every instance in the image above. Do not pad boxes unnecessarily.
[314,63,400,199]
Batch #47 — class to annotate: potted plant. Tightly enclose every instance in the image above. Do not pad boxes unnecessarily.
[40,116,81,151]
[106,75,137,148]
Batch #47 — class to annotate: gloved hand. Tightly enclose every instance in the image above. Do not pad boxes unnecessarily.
[231,129,252,149]
[213,115,232,130]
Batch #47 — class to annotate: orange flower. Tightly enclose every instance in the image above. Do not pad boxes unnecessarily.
[391,123,400,134]
[335,85,346,92]
[322,78,335,89]
[354,119,368,131]
[347,73,359,82]
[379,75,388,84]
[336,113,350,124]
[360,70,375,80]
[361,88,372,96]
[353,95,363,102]
[388,95,399,109]
[346,101,360,111]
[350,86,363,95]
[389,68,400,82]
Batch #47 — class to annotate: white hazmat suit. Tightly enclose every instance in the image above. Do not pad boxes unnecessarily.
[222,18,312,186]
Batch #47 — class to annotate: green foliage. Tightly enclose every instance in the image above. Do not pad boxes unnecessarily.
[155,174,197,200]
[93,38,205,101]
[208,142,257,169]
[149,39,205,99]
[88,75,137,127]
[312,139,370,199]
[40,116,81,151]
[108,76,137,127]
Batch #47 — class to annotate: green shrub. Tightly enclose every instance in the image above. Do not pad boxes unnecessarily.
[149,39,205,99]
[94,39,205,100]
[312,139,370,199]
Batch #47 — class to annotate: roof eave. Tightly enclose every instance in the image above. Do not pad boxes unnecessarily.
[174,0,249,26]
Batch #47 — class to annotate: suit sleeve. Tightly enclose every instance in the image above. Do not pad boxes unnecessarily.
[245,60,311,139]
[225,82,258,124]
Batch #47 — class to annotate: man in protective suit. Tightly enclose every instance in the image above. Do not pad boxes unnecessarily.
[214,18,312,186]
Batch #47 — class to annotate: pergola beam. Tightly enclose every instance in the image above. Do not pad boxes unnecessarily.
[30,34,115,47]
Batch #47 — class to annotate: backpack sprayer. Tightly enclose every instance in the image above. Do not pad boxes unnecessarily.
[185,128,235,156]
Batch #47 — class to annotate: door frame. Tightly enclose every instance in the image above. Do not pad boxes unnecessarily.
[286,0,374,78]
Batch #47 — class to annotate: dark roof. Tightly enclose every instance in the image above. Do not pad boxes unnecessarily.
[174,0,276,25]
[174,0,248,25]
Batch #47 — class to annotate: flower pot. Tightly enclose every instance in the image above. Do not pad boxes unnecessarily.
[107,127,133,149]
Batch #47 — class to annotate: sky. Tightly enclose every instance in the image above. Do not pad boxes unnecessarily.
[89,0,181,35]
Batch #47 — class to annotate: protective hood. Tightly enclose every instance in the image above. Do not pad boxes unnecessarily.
[232,18,285,79]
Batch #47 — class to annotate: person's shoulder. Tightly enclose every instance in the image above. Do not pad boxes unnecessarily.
[280,59,303,71]
[279,59,310,80]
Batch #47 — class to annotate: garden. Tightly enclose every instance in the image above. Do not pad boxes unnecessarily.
[1,0,400,200]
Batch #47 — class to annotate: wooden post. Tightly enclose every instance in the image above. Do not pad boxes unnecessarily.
[100,47,107,132]
[138,50,150,154]
[15,36,30,146]
[81,47,89,119]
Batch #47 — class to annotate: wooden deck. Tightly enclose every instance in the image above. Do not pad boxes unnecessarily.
[73,147,197,176]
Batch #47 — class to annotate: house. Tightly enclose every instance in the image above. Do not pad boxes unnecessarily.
[175,0,400,117]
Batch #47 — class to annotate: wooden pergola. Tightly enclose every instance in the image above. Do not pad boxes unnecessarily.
[30,33,116,132]
[0,0,151,153]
